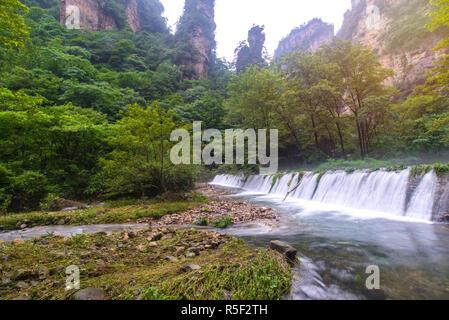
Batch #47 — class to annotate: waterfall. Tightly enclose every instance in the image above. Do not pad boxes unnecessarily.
[405,171,438,221]
[210,169,440,221]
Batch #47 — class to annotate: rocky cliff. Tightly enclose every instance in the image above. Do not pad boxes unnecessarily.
[176,0,216,80]
[60,0,167,33]
[274,19,334,59]
[235,25,266,73]
[338,0,448,92]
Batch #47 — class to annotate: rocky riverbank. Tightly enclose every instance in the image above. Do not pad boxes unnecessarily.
[0,227,292,300]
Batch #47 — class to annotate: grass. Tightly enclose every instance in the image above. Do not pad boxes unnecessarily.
[0,229,292,300]
[0,193,210,231]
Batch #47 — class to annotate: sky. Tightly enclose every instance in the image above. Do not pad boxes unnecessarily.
[159,0,352,62]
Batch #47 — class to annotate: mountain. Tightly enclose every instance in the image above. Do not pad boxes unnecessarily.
[274,19,334,59]
[338,0,448,92]
[59,0,167,33]
[175,0,216,80]
[235,25,266,73]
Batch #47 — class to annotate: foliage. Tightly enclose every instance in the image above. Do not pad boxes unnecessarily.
[211,216,232,228]
[193,217,209,226]
[0,0,29,49]
[101,103,198,198]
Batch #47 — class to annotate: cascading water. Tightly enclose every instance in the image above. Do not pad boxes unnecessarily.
[405,171,438,221]
[211,169,440,221]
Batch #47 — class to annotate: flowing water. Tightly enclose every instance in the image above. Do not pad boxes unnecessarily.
[211,170,449,300]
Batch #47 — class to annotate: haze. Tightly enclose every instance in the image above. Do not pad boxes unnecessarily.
[160,0,352,61]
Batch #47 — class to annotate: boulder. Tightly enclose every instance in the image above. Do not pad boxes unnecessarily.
[69,288,105,300]
[269,240,297,264]
[182,264,201,272]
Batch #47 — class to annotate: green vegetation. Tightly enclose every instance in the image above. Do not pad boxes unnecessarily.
[0,229,292,300]
[193,217,208,226]
[0,196,208,230]
[211,216,232,229]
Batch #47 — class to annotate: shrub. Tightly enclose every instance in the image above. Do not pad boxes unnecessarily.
[9,171,49,212]
[40,193,62,212]
[193,217,208,226]
[211,216,232,229]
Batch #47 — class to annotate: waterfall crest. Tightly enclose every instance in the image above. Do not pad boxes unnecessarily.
[211,169,439,221]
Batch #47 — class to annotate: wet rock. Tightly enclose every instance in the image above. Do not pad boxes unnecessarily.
[69,288,105,300]
[330,268,354,283]
[165,256,178,262]
[269,240,297,264]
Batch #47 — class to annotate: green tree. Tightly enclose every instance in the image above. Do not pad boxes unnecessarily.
[0,0,29,49]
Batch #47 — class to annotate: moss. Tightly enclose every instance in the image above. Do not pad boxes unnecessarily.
[0,229,292,300]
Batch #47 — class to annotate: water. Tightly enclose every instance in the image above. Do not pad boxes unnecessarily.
[211,171,449,300]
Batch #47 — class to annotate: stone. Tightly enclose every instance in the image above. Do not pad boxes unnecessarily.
[12,239,24,245]
[127,231,137,239]
[0,239,5,244]
[165,256,178,263]
[69,288,105,300]
[16,281,30,289]
[185,252,196,258]
[49,266,64,275]
[20,224,27,229]
[269,240,297,264]
[0,225,4,231]
[182,264,201,272]
[148,242,158,247]
[136,244,146,252]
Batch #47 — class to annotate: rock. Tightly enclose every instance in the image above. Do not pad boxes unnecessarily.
[49,266,64,275]
[127,231,137,239]
[182,264,201,272]
[12,239,24,245]
[0,239,5,244]
[1,278,12,286]
[185,252,196,258]
[16,281,30,289]
[19,224,27,229]
[136,244,146,252]
[165,256,178,263]
[11,269,36,281]
[69,288,105,300]
[176,247,185,255]
[147,233,162,241]
[269,240,297,264]
[148,242,158,247]
[162,233,173,240]
[0,225,4,231]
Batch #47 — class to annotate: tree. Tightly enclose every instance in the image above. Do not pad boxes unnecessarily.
[0,0,29,49]
[321,40,395,158]
[101,103,196,198]
[427,0,449,95]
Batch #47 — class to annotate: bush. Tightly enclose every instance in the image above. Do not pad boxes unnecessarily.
[211,216,232,229]
[39,193,62,211]
[9,171,49,212]
[193,217,208,226]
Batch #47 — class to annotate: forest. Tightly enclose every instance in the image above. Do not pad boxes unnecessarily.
[0,0,448,214]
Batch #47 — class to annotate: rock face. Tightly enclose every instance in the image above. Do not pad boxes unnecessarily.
[176,0,216,80]
[338,0,448,92]
[274,19,334,58]
[236,25,266,73]
[434,175,449,223]
[60,0,143,32]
